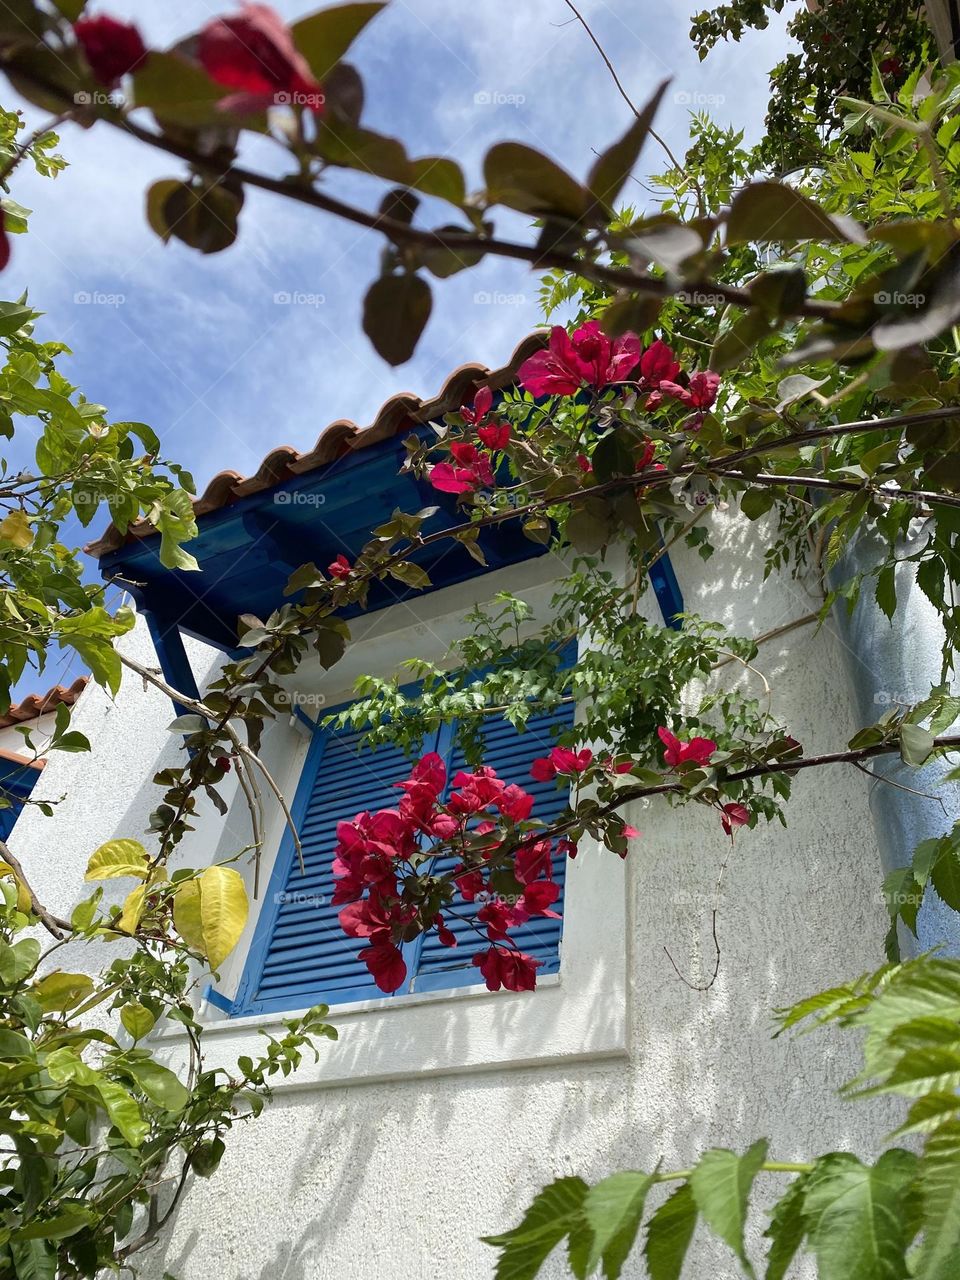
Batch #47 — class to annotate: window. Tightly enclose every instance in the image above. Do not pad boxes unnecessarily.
[222,660,577,1017]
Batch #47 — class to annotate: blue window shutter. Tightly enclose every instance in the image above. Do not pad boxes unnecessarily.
[233,644,577,1014]
[232,725,427,1015]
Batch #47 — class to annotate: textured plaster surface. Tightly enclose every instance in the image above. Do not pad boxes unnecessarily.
[14,511,900,1280]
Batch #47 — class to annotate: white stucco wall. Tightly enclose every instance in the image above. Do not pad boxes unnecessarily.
[12,509,900,1280]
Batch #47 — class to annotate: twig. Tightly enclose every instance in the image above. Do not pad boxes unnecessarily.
[0,839,72,937]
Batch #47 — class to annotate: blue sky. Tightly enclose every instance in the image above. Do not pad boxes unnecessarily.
[4,0,792,699]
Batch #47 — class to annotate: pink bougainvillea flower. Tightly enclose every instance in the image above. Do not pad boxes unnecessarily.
[720,802,750,836]
[362,942,407,992]
[454,866,486,902]
[328,554,351,578]
[436,915,457,948]
[497,783,534,823]
[429,442,495,495]
[559,838,578,859]
[531,746,593,780]
[197,3,324,112]
[639,339,681,389]
[472,945,540,993]
[517,322,641,398]
[75,15,147,87]
[660,370,720,409]
[514,840,553,885]
[623,825,641,839]
[576,453,593,474]
[460,385,493,425]
[522,879,561,917]
[477,421,512,449]
[657,727,717,769]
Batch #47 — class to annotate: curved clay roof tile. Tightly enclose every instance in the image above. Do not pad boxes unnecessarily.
[0,675,89,729]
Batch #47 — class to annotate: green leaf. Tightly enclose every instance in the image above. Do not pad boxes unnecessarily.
[644,1183,698,1280]
[120,1002,156,1041]
[930,844,960,913]
[915,1121,960,1278]
[484,143,586,219]
[386,561,432,590]
[764,1172,811,1280]
[123,1059,189,1112]
[804,1150,918,1280]
[582,1171,655,1278]
[84,838,150,882]
[900,723,935,767]
[0,937,39,985]
[876,565,897,622]
[689,1140,768,1277]
[727,181,866,246]
[482,1177,589,1280]
[191,1136,226,1177]
[362,274,432,366]
[9,1238,56,1280]
[586,80,669,212]
[291,2,385,79]
[132,53,225,127]
[162,182,242,255]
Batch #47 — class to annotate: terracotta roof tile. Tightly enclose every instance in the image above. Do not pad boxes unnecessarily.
[86,331,548,559]
[0,676,89,729]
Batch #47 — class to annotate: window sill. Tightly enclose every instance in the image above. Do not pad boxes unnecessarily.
[154,933,627,1091]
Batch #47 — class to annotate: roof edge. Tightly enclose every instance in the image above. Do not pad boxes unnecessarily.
[86,330,548,560]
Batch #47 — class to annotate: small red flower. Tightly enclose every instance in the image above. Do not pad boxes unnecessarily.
[639,339,681,388]
[461,386,493,425]
[497,783,534,822]
[477,422,512,449]
[657,727,717,769]
[430,441,496,494]
[198,3,324,113]
[601,755,634,774]
[518,322,641,398]
[720,802,750,836]
[522,879,561,917]
[75,15,147,87]
[436,915,457,948]
[576,453,592,473]
[472,945,540,992]
[531,746,592,779]
[661,370,720,428]
[362,942,407,993]
[328,554,351,578]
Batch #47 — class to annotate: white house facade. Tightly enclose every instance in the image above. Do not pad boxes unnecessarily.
[7,335,938,1279]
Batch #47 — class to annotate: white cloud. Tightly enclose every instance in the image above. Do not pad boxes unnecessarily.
[4,0,795,489]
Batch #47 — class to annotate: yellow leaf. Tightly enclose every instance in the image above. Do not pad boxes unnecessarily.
[0,860,33,914]
[0,510,32,549]
[172,879,205,954]
[116,884,146,935]
[85,838,150,881]
[31,971,95,1012]
[197,865,248,970]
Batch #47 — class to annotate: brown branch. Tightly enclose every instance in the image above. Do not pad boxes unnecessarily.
[0,62,843,323]
[0,839,72,937]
